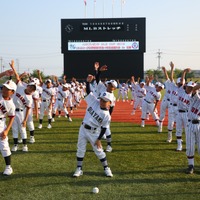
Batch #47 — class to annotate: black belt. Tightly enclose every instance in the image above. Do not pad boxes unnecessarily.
[0,118,4,120]
[15,108,23,112]
[170,103,177,106]
[138,96,143,98]
[188,119,200,124]
[179,110,187,113]
[58,98,62,101]
[167,99,170,101]
[82,122,97,130]
[42,99,49,102]
[144,99,151,104]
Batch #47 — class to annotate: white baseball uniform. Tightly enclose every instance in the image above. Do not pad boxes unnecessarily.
[141,85,161,127]
[39,85,54,119]
[132,83,146,113]
[168,82,179,131]
[176,86,192,137]
[186,93,200,159]
[175,86,192,151]
[12,81,33,140]
[76,92,111,159]
[53,85,70,116]
[159,79,171,122]
[0,94,15,157]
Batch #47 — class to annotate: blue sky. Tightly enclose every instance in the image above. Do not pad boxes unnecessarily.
[0,0,200,76]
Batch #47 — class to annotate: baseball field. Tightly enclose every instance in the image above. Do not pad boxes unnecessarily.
[1,99,200,200]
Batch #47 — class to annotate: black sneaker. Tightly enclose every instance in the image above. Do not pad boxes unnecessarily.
[186,165,194,174]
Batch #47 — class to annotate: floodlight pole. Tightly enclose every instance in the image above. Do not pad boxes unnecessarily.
[157,49,162,70]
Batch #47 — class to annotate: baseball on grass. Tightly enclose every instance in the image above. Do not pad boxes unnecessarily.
[92,187,99,194]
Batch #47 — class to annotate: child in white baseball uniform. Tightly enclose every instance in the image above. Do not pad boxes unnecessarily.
[10,61,36,152]
[141,76,163,127]
[175,68,193,151]
[37,70,54,129]
[166,63,184,143]
[185,83,200,174]
[130,76,146,115]
[52,82,72,122]
[18,75,40,144]
[73,74,113,177]
[0,78,16,175]
[158,65,172,133]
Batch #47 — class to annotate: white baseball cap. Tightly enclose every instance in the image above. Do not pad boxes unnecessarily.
[27,82,37,90]
[140,81,145,85]
[107,80,118,88]
[158,82,164,89]
[45,79,52,83]
[31,78,40,85]
[186,81,197,87]
[62,83,69,88]
[100,92,112,102]
[176,77,185,84]
[3,80,17,91]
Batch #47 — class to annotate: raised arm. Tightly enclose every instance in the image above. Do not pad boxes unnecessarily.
[181,68,191,85]
[169,61,174,82]
[94,62,108,85]
[130,76,135,84]
[0,69,14,78]
[37,70,43,86]
[86,74,94,95]
[162,66,169,80]
[53,76,59,86]
[9,60,20,82]
[63,75,67,84]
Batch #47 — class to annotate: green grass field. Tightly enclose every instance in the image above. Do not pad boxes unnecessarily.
[1,117,200,200]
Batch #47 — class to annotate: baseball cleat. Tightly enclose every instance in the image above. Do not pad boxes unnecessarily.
[166,138,172,143]
[104,167,113,177]
[106,145,112,152]
[51,118,55,122]
[58,115,61,118]
[22,145,28,152]
[11,145,18,152]
[68,117,72,122]
[166,133,172,143]
[38,124,42,129]
[186,165,194,174]
[73,167,83,177]
[47,124,52,129]
[29,136,35,144]
[3,166,13,176]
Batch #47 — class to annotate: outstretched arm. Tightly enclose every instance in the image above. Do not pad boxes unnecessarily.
[181,68,191,85]
[169,61,174,82]
[9,60,20,83]
[162,66,169,80]
[86,74,94,95]
[37,70,43,86]
[0,69,14,78]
